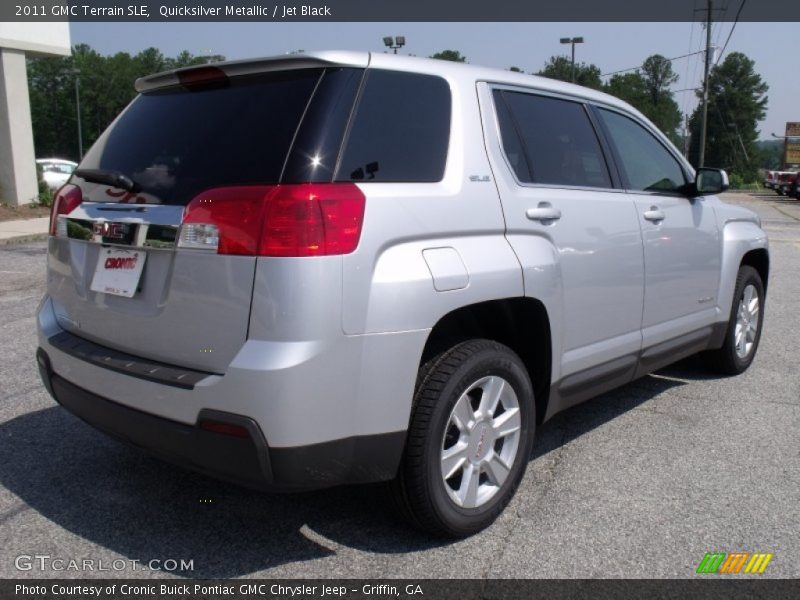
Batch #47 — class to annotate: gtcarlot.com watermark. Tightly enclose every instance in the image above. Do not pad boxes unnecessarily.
[14,554,194,573]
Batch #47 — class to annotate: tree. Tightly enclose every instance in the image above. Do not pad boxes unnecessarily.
[641,55,678,106]
[688,52,768,181]
[429,50,467,62]
[135,47,167,75]
[508,66,523,73]
[639,55,682,144]
[756,140,783,170]
[536,55,602,90]
[27,54,75,159]
[164,50,210,70]
[605,72,648,108]
[28,45,225,161]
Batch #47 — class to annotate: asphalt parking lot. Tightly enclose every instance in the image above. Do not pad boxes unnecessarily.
[0,192,798,579]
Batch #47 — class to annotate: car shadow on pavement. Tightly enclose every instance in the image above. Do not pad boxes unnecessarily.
[0,406,440,578]
[0,356,716,578]
[531,354,717,460]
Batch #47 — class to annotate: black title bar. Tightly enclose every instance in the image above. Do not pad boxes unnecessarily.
[4,579,800,600]
[4,0,800,22]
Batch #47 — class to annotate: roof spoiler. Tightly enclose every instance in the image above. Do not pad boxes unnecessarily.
[135,51,370,93]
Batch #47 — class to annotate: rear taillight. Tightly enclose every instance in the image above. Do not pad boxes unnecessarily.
[260,183,366,257]
[179,183,366,257]
[49,184,83,236]
[180,186,272,255]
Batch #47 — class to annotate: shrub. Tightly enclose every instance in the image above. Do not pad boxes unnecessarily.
[728,172,745,189]
[35,164,53,207]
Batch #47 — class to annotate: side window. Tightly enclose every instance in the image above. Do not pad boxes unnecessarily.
[597,108,686,193]
[493,91,532,182]
[495,90,612,188]
[336,70,451,183]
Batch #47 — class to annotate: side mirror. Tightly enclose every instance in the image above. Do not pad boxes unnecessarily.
[692,168,729,196]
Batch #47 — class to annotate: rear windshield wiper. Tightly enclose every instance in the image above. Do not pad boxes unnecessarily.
[75,168,140,193]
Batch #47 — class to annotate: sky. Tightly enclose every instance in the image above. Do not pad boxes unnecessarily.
[70,21,798,140]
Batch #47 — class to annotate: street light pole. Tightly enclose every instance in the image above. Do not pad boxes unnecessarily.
[560,37,584,83]
[382,36,406,54]
[73,70,83,160]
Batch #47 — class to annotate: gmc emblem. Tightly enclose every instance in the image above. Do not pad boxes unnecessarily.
[93,222,126,239]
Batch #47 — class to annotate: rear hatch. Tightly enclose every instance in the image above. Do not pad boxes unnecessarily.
[47,58,365,373]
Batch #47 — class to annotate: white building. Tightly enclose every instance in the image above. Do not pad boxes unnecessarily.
[0,23,71,205]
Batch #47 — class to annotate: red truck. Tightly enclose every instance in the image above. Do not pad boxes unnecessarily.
[764,169,799,196]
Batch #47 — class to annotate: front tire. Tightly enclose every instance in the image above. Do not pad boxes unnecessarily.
[705,265,765,375]
[392,339,535,537]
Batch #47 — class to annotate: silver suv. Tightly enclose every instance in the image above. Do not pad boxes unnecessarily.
[37,52,769,537]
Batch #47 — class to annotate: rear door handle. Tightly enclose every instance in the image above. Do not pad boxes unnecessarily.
[643,207,665,222]
[526,206,562,222]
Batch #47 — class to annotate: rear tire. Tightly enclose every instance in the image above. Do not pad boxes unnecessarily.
[705,266,765,375]
[391,339,535,537]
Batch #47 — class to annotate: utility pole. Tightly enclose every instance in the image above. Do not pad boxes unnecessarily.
[684,113,690,158]
[698,0,712,168]
[73,70,83,159]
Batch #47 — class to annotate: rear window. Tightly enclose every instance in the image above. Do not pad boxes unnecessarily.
[77,69,324,205]
[336,70,451,183]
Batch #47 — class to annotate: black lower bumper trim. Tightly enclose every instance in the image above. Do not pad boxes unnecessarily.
[38,348,406,491]
[50,373,274,490]
[270,431,407,488]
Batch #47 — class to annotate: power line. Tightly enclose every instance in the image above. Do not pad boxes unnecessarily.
[712,1,730,50]
[601,50,706,78]
[683,0,702,124]
[682,18,695,111]
[715,0,747,65]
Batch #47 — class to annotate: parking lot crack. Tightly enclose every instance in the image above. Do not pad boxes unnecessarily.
[0,503,30,526]
[483,420,570,577]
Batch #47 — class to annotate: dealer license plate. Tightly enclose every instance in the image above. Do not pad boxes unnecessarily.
[90,248,146,298]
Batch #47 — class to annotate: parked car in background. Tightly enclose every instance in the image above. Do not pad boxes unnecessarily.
[764,169,799,196]
[37,52,770,537]
[37,158,78,191]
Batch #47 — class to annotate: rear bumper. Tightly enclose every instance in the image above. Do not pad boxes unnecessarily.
[37,346,406,491]
[36,292,427,490]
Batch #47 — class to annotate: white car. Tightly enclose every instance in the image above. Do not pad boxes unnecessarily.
[37,158,78,191]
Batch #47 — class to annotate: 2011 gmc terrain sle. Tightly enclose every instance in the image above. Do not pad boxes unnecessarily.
[36,51,769,537]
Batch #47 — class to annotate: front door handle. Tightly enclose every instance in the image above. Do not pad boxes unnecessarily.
[526,205,562,222]
[643,207,665,222]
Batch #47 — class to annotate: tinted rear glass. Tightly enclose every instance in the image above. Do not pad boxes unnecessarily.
[497,90,612,189]
[336,70,451,183]
[282,68,364,183]
[77,69,323,205]
[493,92,532,182]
